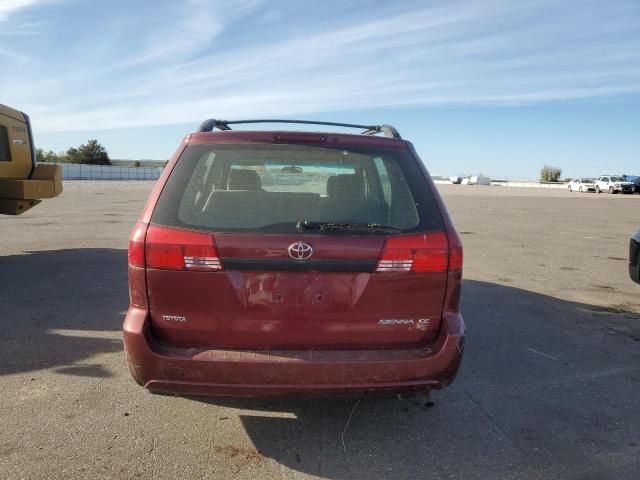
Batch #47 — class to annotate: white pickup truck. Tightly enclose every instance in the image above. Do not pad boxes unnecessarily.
[595,175,635,194]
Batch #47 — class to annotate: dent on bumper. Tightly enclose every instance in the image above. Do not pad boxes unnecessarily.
[123,307,465,397]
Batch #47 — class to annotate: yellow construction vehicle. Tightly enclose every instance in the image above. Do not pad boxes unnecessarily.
[0,103,62,215]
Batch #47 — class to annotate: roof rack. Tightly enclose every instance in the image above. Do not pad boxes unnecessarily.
[197,119,402,139]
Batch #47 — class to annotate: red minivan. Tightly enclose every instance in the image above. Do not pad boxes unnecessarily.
[124,120,465,397]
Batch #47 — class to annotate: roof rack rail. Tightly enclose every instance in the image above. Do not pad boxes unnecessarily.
[197,119,402,139]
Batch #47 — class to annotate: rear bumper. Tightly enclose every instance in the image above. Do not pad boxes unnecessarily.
[122,308,465,397]
[0,164,63,215]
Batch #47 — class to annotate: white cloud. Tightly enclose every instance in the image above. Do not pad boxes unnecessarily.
[0,20,42,35]
[0,0,42,22]
[106,0,264,71]
[2,0,640,132]
[0,0,45,62]
[0,44,30,62]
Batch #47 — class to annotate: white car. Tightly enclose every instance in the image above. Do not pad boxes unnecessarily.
[595,176,635,194]
[568,178,596,193]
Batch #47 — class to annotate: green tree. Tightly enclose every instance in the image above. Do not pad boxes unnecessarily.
[35,148,61,163]
[35,140,111,164]
[75,139,111,165]
[540,165,562,182]
[133,160,141,168]
[61,147,81,163]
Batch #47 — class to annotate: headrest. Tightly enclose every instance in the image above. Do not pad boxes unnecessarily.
[228,169,261,190]
[326,174,364,200]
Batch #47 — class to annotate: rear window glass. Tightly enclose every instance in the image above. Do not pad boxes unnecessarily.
[152,143,444,234]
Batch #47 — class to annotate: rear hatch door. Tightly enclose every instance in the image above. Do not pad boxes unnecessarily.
[146,140,447,349]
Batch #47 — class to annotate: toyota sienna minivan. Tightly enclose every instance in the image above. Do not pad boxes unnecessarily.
[124,119,465,397]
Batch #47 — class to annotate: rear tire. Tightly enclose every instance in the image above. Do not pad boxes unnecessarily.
[609,186,614,194]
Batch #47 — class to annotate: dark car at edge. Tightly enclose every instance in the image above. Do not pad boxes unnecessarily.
[631,231,640,284]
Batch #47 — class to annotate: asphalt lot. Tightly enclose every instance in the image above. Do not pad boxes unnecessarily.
[1,182,639,479]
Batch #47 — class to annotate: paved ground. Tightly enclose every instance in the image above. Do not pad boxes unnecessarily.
[1,182,639,479]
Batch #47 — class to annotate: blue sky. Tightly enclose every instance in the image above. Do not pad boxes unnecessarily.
[1,0,639,179]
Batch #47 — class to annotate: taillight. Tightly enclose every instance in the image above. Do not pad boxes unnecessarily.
[128,222,149,307]
[128,222,147,267]
[449,245,463,272]
[375,232,453,273]
[447,228,463,273]
[444,228,463,313]
[145,225,223,271]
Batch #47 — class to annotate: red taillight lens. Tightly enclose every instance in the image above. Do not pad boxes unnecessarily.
[145,225,223,271]
[376,232,450,273]
[449,245,463,272]
[444,228,463,313]
[447,228,463,273]
[128,222,147,267]
[128,222,149,307]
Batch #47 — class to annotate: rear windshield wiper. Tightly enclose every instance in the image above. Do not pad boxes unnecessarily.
[296,220,402,234]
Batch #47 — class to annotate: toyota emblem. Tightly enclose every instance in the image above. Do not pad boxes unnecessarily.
[288,241,313,260]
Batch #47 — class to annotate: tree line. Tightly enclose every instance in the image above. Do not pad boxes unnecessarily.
[540,165,562,182]
[35,142,568,179]
[36,139,111,165]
